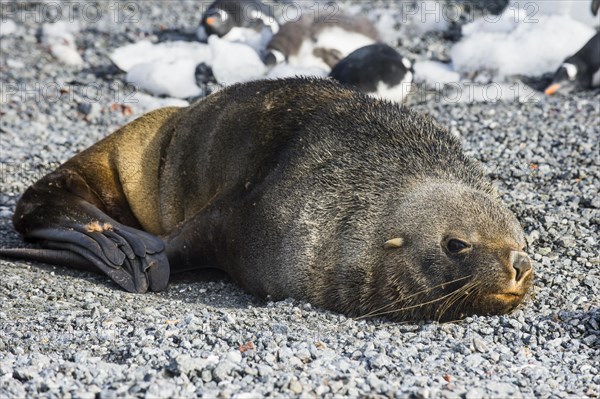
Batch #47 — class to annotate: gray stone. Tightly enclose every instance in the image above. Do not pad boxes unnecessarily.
[473,337,489,353]
[466,388,486,399]
[289,380,303,394]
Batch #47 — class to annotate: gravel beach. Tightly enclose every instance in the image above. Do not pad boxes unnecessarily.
[1,1,598,398]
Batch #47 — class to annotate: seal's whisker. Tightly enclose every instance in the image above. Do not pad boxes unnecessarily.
[365,276,474,320]
[461,282,482,311]
[365,283,471,318]
[436,281,480,322]
[388,282,474,325]
[435,284,470,321]
[356,274,473,320]
[435,281,474,321]
[452,284,484,321]
[450,281,479,311]
[403,277,475,319]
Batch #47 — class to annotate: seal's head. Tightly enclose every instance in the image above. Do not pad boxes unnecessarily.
[367,180,533,322]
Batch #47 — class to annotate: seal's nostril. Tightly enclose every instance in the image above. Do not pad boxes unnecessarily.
[513,254,532,282]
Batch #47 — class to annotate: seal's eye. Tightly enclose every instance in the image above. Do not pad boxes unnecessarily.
[447,239,470,254]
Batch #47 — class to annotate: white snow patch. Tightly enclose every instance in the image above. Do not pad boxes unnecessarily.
[41,21,80,45]
[50,44,85,67]
[414,61,460,88]
[110,40,212,72]
[41,21,84,67]
[369,3,451,46]
[452,10,596,78]
[126,58,202,98]
[0,19,17,36]
[340,3,364,16]
[127,92,189,115]
[508,0,600,28]
[462,8,529,36]
[209,35,266,85]
[371,10,403,45]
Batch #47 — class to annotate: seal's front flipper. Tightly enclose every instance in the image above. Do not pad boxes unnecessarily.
[1,221,170,293]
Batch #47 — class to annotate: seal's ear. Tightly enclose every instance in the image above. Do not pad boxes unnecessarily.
[383,238,404,249]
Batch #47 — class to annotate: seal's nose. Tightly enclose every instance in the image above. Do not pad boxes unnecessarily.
[513,253,532,282]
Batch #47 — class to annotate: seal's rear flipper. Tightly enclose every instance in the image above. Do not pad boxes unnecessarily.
[0,247,97,272]
[0,221,170,293]
[6,173,170,293]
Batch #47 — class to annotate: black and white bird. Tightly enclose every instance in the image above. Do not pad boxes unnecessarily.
[264,12,379,70]
[329,43,414,103]
[199,0,279,50]
[545,32,600,95]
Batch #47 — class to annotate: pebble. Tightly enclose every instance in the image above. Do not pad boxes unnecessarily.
[227,351,242,364]
[466,387,485,399]
[213,361,234,382]
[289,380,303,394]
[472,337,489,353]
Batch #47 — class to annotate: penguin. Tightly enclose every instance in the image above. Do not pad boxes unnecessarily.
[329,43,414,103]
[592,0,599,16]
[545,32,600,95]
[263,12,379,70]
[199,0,279,49]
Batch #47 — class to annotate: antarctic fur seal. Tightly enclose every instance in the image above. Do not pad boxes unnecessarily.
[0,78,532,321]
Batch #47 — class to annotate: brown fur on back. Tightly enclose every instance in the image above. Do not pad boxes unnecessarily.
[59,107,181,235]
